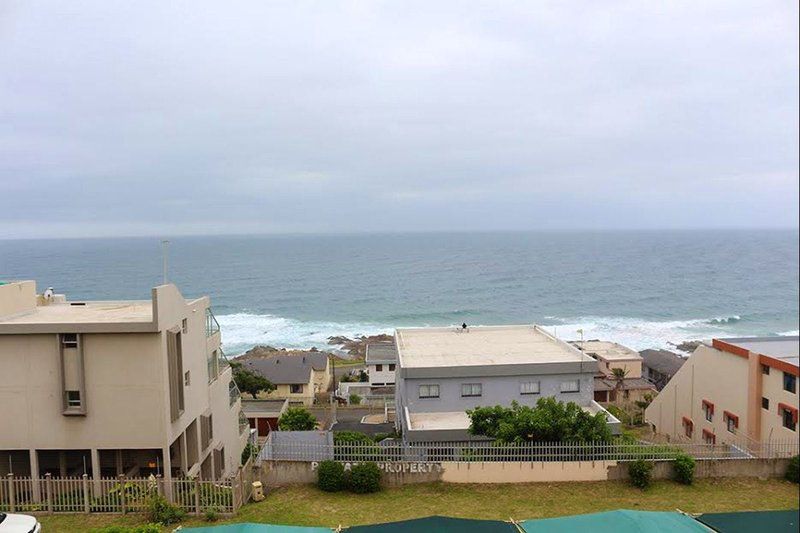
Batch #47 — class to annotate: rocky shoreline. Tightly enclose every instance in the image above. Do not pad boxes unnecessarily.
[234,333,395,361]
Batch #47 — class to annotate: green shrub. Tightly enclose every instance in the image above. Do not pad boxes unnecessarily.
[786,455,800,483]
[277,407,317,430]
[145,493,186,525]
[628,459,654,489]
[334,431,373,444]
[92,524,162,533]
[204,506,221,522]
[317,460,346,492]
[349,393,362,405]
[673,452,696,485]
[241,442,258,465]
[348,462,382,493]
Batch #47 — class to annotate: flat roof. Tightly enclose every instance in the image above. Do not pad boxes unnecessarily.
[0,301,153,325]
[718,336,799,368]
[366,342,398,363]
[408,411,470,431]
[395,325,595,369]
[573,340,641,361]
[241,399,288,417]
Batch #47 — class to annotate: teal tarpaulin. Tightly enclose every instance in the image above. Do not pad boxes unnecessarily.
[346,516,517,532]
[520,510,708,532]
[697,510,800,532]
[180,524,332,533]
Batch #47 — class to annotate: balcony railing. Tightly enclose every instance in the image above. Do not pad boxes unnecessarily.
[205,308,220,338]
[229,379,242,407]
[238,410,250,435]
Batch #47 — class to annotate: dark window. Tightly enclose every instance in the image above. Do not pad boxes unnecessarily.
[290,384,303,394]
[181,318,188,333]
[388,364,396,371]
[761,364,770,375]
[783,372,797,393]
[762,397,769,410]
[61,333,78,348]
[375,364,383,372]
[782,409,797,431]
[65,390,81,408]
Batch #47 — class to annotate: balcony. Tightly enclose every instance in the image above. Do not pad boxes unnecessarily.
[229,379,242,407]
[205,308,220,337]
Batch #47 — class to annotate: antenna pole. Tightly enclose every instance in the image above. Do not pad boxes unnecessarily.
[161,240,170,284]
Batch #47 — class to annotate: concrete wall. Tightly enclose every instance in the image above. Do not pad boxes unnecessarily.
[645,344,749,445]
[761,364,798,441]
[0,281,36,318]
[368,363,396,386]
[259,457,792,487]
[401,373,594,415]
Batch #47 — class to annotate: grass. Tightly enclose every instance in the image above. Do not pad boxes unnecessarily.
[37,478,799,532]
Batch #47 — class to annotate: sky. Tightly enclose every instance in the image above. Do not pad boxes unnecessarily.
[0,1,798,239]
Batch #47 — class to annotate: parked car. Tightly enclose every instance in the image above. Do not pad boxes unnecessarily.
[0,513,40,533]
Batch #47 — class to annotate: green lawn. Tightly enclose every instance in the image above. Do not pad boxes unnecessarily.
[38,478,799,532]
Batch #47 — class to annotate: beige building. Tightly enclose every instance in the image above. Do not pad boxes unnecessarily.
[0,280,249,488]
[572,340,656,404]
[645,337,799,447]
[239,352,331,406]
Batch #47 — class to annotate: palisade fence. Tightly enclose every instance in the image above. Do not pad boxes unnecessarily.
[259,432,800,463]
[0,471,243,515]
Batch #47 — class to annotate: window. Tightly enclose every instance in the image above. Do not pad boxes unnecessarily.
[376,364,383,372]
[762,397,770,410]
[520,381,540,395]
[65,390,81,408]
[388,364,396,371]
[783,372,797,393]
[702,429,716,445]
[682,417,693,438]
[461,383,482,397]
[779,403,798,431]
[167,331,185,421]
[290,384,303,394]
[184,371,191,386]
[702,400,714,422]
[419,384,439,399]
[761,364,770,375]
[181,318,188,333]
[724,411,738,434]
[61,333,78,348]
[560,380,580,393]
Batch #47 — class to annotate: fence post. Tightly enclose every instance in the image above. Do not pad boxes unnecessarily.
[155,474,163,497]
[7,473,15,513]
[82,474,90,513]
[45,473,53,514]
[194,477,201,515]
[119,474,127,514]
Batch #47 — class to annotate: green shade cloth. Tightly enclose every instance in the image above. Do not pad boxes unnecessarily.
[181,524,332,533]
[347,516,517,532]
[697,510,799,533]
[520,510,708,532]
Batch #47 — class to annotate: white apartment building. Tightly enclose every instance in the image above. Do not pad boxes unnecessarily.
[0,280,249,489]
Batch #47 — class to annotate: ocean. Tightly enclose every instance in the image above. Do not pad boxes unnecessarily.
[1,230,797,355]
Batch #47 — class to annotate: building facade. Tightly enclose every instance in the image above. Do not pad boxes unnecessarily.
[645,337,799,447]
[572,340,656,404]
[240,353,331,406]
[0,280,249,487]
[366,342,397,387]
[639,349,685,390]
[394,325,619,442]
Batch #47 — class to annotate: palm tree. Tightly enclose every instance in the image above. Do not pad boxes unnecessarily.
[610,367,629,404]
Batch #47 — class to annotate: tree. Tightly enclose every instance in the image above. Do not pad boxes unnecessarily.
[231,362,276,399]
[610,367,629,404]
[467,397,612,444]
[278,406,318,431]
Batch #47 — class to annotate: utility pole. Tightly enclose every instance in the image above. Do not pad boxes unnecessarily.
[330,354,337,426]
[161,240,170,284]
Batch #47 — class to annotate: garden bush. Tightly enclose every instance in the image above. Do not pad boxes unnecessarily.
[349,393,362,405]
[241,442,258,465]
[145,493,186,525]
[347,462,382,493]
[673,452,696,485]
[317,460,346,492]
[786,455,799,483]
[628,459,654,489]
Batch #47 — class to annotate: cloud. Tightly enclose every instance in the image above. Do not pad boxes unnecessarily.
[0,0,797,238]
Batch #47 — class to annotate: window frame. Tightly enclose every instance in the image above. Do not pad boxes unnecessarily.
[783,372,797,394]
[560,380,580,393]
[461,383,482,397]
[520,381,540,395]
[375,364,383,372]
[762,397,769,410]
[388,364,396,371]
[65,390,82,408]
[419,384,440,399]
[289,384,304,394]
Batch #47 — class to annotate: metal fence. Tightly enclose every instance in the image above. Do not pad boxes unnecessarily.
[260,434,800,463]
[0,473,239,515]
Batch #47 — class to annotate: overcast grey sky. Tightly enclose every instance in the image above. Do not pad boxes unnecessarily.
[0,1,797,238]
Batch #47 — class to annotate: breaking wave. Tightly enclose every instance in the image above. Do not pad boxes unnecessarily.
[216,313,392,355]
